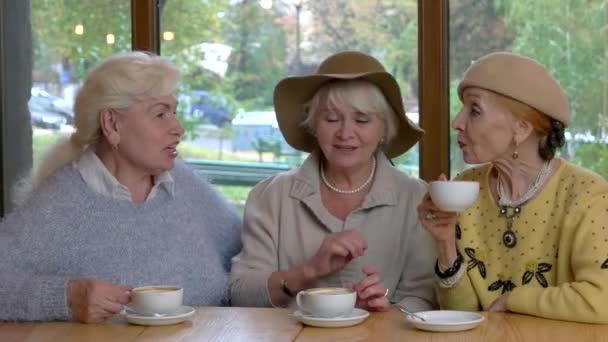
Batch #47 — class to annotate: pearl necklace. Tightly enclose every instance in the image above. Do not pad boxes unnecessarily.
[320,156,376,195]
[496,160,552,248]
[497,160,552,207]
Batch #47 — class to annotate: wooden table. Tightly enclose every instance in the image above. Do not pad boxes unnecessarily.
[295,310,608,342]
[1,307,608,342]
[0,307,300,342]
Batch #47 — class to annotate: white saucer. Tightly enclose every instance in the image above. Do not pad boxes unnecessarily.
[123,305,195,326]
[292,308,369,328]
[406,310,484,332]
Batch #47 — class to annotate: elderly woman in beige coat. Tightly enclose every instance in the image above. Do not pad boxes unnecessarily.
[230,51,437,313]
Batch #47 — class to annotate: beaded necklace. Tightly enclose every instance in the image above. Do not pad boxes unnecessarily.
[320,156,376,195]
[496,160,552,248]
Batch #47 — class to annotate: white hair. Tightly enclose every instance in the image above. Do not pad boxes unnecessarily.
[13,51,180,204]
[301,80,398,148]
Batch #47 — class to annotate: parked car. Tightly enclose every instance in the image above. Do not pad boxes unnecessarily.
[180,90,231,127]
[28,99,67,130]
[29,88,74,125]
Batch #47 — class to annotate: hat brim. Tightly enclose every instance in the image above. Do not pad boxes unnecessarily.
[274,72,423,158]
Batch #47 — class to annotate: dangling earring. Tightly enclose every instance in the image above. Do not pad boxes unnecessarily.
[511,139,519,160]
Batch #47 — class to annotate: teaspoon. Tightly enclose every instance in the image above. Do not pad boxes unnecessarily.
[398,307,426,321]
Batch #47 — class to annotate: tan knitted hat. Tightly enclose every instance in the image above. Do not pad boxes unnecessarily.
[273,51,423,158]
[457,52,570,126]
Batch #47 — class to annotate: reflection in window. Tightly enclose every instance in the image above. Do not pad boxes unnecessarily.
[449,0,608,179]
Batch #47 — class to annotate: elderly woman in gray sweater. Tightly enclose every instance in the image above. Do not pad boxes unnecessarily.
[0,52,241,323]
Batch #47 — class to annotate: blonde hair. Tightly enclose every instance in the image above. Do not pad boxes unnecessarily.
[14,51,180,204]
[301,80,398,150]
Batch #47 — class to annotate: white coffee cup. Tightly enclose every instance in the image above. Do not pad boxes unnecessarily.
[429,181,480,212]
[129,285,183,316]
[296,287,356,318]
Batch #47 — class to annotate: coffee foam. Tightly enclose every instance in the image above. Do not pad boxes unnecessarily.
[307,287,353,295]
[133,286,180,293]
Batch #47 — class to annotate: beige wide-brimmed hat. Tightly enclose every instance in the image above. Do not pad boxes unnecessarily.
[457,52,570,126]
[273,51,423,158]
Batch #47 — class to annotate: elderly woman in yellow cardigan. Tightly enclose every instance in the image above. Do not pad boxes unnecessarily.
[418,52,608,323]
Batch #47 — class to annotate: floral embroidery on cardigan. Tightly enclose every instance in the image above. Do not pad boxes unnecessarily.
[488,273,516,294]
[488,279,516,293]
[455,224,462,240]
[522,262,552,287]
[465,247,486,279]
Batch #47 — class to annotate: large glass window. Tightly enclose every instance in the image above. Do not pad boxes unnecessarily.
[449,0,608,179]
[30,0,131,168]
[160,0,420,209]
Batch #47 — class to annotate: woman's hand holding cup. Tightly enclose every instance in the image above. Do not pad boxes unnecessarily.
[67,278,131,323]
[417,193,460,243]
[417,174,465,242]
[418,174,479,266]
[348,265,390,311]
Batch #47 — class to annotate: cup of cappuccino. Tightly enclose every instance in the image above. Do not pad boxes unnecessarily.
[296,287,356,318]
[129,285,183,316]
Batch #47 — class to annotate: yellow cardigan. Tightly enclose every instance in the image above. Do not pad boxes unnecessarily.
[437,159,608,323]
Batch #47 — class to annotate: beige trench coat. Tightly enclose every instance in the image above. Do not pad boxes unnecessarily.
[229,150,437,311]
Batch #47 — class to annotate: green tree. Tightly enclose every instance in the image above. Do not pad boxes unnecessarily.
[160,0,227,92]
[31,0,131,84]
[223,0,289,109]
[305,0,419,101]
[500,0,606,136]
[571,143,608,179]
[449,0,515,79]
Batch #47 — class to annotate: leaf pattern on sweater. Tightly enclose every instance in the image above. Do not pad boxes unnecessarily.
[488,279,516,294]
[465,247,486,279]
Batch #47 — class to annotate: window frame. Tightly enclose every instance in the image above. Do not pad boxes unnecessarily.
[132,0,450,182]
[418,0,450,181]
[0,0,449,215]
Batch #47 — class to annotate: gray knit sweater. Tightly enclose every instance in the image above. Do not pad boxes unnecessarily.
[0,161,242,321]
